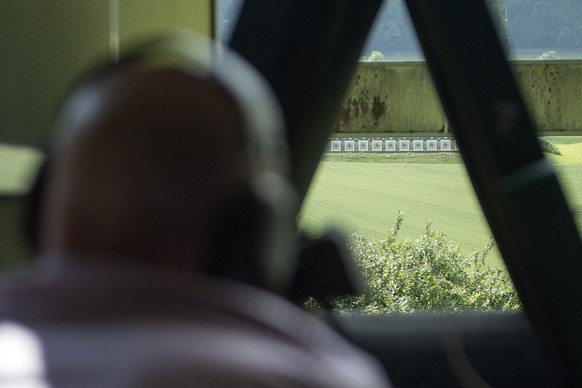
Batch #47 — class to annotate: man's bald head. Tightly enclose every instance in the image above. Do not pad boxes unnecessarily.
[38,41,291,273]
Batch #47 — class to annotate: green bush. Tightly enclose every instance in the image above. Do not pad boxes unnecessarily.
[538,50,560,60]
[320,212,521,314]
[363,50,385,62]
[539,137,561,155]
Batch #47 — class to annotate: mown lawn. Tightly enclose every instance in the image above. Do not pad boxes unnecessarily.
[1,137,581,269]
[299,160,501,264]
[299,136,582,268]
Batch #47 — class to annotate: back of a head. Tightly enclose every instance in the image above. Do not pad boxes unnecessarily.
[9,31,391,388]
[38,31,298,292]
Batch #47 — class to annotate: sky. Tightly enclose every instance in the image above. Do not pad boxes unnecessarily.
[218,0,582,60]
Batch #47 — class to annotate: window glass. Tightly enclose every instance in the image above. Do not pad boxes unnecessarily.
[359,0,582,61]
[504,0,582,60]
[218,0,582,59]
[216,0,244,42]
[216,0,521,313]
[360,0,423,61]
[218,0,580,314]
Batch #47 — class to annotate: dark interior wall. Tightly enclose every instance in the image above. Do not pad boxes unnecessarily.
[0,1,109,148]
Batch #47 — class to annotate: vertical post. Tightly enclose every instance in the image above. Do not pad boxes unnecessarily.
[229,0,382,202]
[406,0,582,383]
[109,0,120,62]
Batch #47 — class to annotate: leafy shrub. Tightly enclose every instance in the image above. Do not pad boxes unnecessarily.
[538,50,560,60]
[319,212,521,314]
[363,50,385,62]
[539,137,561,155]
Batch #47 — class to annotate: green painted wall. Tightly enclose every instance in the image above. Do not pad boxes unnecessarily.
[337,61,582,134]
[0,0,212,148]
[119,0,212,49]
[0,1,212,268]
[0,1,109,147]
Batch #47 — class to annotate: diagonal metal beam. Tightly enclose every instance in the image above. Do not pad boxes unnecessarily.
[229,0,382,202]
[405,0,582,383]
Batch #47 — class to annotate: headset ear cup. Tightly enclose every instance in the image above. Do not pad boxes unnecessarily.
[25,158,48,255]
[208,187,269,287]
[208,173,299,294]
[289,231,363,305]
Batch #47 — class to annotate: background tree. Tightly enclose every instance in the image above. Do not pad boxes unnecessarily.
[218,0,582,58]
[362,0,420,59]
[217,0,243,41]
[506,0,582,51]
[363,0,511,58]
[487,0,511,52]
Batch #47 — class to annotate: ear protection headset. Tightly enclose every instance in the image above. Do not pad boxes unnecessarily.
[26,31,300,295]
[27,31,363,303]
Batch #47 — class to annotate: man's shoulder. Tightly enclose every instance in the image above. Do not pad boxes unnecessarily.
[0,261,391,387]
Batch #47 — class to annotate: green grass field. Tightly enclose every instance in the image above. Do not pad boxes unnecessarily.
[299,136,582,267]
[1,137,581,268]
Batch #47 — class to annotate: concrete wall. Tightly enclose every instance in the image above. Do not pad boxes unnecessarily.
[336,62,445,133]
[336,61,582,133]
[514,61,582,132]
